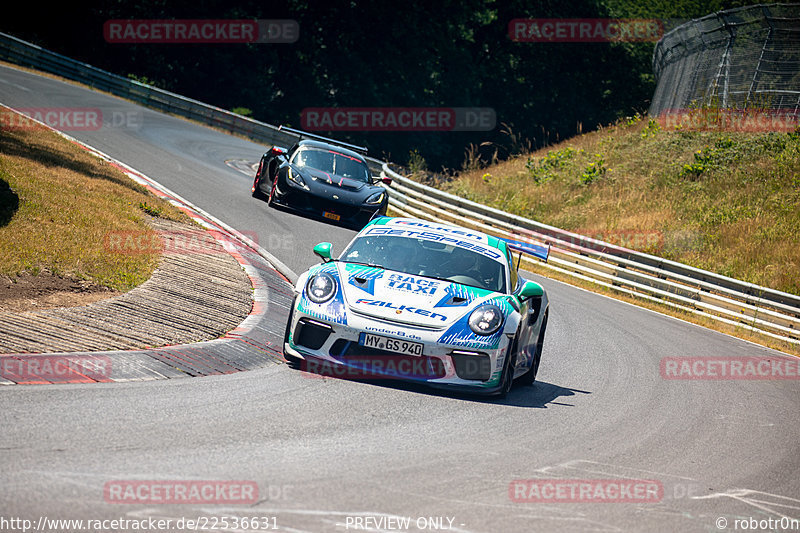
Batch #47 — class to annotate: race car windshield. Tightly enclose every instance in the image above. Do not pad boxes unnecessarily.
[340,235,506,293]
[292,148,371,183]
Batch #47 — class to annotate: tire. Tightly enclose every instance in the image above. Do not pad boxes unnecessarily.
[252,161,267,199]
[497,337,518,399]
[267,176,278,207]
[283,297,302,366]
[252,182,266,199]
[519,313,547,386]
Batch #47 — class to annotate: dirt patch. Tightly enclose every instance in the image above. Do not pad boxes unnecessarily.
[0,271,120,312]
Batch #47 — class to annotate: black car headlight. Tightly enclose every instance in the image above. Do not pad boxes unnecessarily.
[365,191,385,205]
[468,304,504,336]
[305,272,337,304]
[287,168,308,189]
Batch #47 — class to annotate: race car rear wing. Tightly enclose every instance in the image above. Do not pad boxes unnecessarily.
[506,239,550,263]
[278,126,369,156]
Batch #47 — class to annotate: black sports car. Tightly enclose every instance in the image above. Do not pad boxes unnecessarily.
[252,128,391,229]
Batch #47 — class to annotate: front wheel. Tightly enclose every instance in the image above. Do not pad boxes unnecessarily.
[252,181,266,199]
[252,161,267,199]
[519,314,547,386]
[267,177,278,207]
[283,297,301,366]
[497,337,518,399]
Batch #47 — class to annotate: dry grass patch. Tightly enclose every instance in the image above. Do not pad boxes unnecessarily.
[0,112,191,292]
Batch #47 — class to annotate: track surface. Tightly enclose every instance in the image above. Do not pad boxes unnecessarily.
[1,65,798,532]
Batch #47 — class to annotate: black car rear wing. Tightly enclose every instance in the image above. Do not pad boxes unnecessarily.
[278,126,368,156]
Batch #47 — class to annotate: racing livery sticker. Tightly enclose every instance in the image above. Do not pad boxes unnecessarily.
[354,299,449,322]
[386,273,440,295]
[363,227,503,261]
[345,263,384,296]
[434,283,491,308]
[437,296,513,349]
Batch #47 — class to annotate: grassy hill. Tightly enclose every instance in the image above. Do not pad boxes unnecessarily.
[422,115,799,297]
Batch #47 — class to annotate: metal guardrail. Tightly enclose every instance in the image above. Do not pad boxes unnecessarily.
[0,32,302,148]
[1,31,798,345]
[379,165,800,345]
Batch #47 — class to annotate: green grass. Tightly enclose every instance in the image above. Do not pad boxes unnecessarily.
[0,112,191,291]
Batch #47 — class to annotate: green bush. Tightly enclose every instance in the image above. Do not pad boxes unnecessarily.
[525,147,580,184]
[580,153,606,185]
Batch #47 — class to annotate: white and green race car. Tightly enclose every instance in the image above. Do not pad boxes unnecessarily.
[283,217,549,396]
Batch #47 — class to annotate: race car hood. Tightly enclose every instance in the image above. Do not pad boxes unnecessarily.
[338,263,495,329]
[304,167,366,192]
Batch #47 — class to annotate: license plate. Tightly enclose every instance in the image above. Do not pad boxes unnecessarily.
[359,333,423,356]
[323,211,341,221]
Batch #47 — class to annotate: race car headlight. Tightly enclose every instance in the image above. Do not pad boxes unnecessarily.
[305,272,337,304]
[287,168,308,189]
[365,191,385,205]
[468,304,504,336]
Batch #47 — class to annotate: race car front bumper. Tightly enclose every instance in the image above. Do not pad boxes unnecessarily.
[284,308,512,392]
[272,179,383,227]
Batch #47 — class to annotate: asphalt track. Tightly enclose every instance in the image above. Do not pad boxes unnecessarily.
[0,64,798,533]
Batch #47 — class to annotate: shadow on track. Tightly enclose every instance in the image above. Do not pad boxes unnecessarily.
[378,379,590,409]
[288,359,589,408]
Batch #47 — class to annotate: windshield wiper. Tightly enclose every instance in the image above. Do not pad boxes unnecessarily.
[341,261,385,269]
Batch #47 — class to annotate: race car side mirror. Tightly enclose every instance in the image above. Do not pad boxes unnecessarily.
[518,281,544,301]
[313,242,333,262]
[381,175,392,185]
